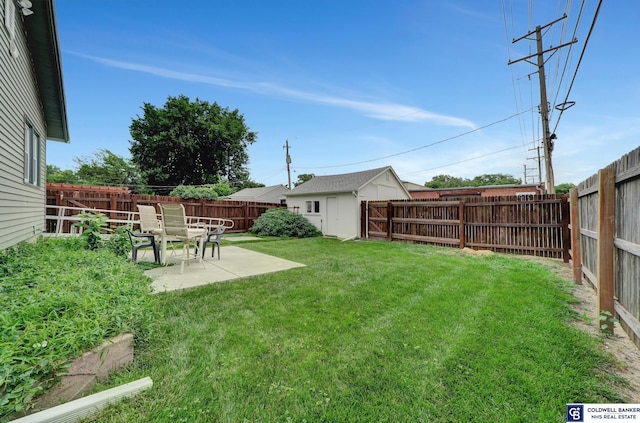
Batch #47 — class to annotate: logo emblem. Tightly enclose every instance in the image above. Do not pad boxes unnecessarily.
[566,404,583,422]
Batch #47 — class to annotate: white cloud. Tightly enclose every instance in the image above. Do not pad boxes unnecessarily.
[78,54,475,128]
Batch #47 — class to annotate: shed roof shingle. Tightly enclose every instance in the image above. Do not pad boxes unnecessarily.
[287,166,392,195]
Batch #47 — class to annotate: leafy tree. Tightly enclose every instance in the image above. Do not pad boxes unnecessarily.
[129,95,257,194]
[239,179,266,189]
[74,149,145,191]
[555,182,576,194]
[424,174,468,188]
[47,165,80,184]
[469,173,521,186]
[294,173,315,187]
[169,180,234,200]
[424,173,521,188]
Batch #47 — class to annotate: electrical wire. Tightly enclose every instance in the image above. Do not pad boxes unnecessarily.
[404,146,521,176]
[295,108,533,170]
[552,0,603,134]
[549,0,585,125]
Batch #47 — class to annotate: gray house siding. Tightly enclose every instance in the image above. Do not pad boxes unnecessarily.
[1,0,49,249]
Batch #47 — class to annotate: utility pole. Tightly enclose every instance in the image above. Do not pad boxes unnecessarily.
[509,14,577,194]
[528,143,543,184]
[283,140,292,189]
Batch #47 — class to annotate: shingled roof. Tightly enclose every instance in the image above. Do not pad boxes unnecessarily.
[288,166,393,195]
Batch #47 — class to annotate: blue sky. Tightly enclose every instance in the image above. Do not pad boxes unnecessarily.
[47,1,639,187]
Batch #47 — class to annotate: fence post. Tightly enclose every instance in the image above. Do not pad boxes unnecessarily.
[458,201,465,249]
[597,168,616,335]
[109,195,117,229]
[360,201,366,239]
[569,188,582,284]
[244,202,249,232]
[561,195,570,263]
[386,201,392,241]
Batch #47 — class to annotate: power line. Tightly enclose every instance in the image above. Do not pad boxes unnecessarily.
[549,0,586,125]
[552,0,603,134]
[405,146,521,176]
[295,108,533,170]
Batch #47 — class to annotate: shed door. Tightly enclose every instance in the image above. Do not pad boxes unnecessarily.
[326,197,338,236]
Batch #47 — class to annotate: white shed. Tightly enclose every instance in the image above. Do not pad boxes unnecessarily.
[286,166,410,239]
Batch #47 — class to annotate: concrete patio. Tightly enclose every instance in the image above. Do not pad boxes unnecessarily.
[140,243,305,293]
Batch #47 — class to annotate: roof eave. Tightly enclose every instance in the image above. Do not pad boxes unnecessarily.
[24,0,69,143]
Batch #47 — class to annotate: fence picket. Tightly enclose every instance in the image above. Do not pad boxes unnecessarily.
[364,195,568,260]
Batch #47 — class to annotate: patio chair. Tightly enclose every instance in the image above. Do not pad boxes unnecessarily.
[200,225,226,259]
[127,229,159,263]
[159,203,207,273]
[137,205,163,236]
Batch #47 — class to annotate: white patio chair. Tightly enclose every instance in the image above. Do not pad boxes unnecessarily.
[137,205,163,237]
[159,203,207,273]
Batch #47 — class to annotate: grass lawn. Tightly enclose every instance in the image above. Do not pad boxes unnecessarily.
[84,238,625,422]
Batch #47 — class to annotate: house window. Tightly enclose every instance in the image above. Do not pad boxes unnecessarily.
[305,200,320,213]
[24,123,41,186]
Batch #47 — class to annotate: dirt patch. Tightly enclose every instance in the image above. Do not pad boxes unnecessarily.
[460,247,495,257]
[570,278,640,402]
[513,255,640,402]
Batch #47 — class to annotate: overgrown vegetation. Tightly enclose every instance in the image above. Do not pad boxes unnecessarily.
[249,208,322,238]
[169,181,233,200]
[73,212,131,255]
[0,238,155,419]
[86,239,625,422]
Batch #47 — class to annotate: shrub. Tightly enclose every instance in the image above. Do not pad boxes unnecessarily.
[73,211,108,250]
[170,185,219,200]
[106,226,131,257]
[72,212,131,257]
[250,208,322,238]
[0,238,155,418]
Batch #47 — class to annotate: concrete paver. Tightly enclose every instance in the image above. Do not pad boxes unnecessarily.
[142,245,305,293]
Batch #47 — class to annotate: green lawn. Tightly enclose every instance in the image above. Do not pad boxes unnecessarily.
[85,238,625,422]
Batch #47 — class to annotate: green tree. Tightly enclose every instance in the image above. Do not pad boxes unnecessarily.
[129,95,257,194]
[294,173,315,187]
[74,149,145,190]
[469,173,521,186]
[555,182,576,194]
[424,173,521,188]
[424,174,469,188]
[46,165,80,184]
[239,179,266,189]
[169,180,234,200]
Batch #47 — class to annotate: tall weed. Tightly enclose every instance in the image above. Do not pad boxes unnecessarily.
[0,237,155,419]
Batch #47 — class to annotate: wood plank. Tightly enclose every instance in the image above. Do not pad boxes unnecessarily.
[464,222,562,228]
[391,217,460,225]
[569,188,583,284]
[615,238,640,257]
[583,264,597,290]
[580,228,598,239]
[386,201,392,241]
[465,242,563,253]
[459,201,465,249]
[615,301,640,345]
[392,233,460,245]
[597,167,616,335]
[561,196,570,263]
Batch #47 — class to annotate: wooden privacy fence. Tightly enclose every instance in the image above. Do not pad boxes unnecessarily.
[362,194,569,260]
[46,186,284,234]
[571,146,640,344]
